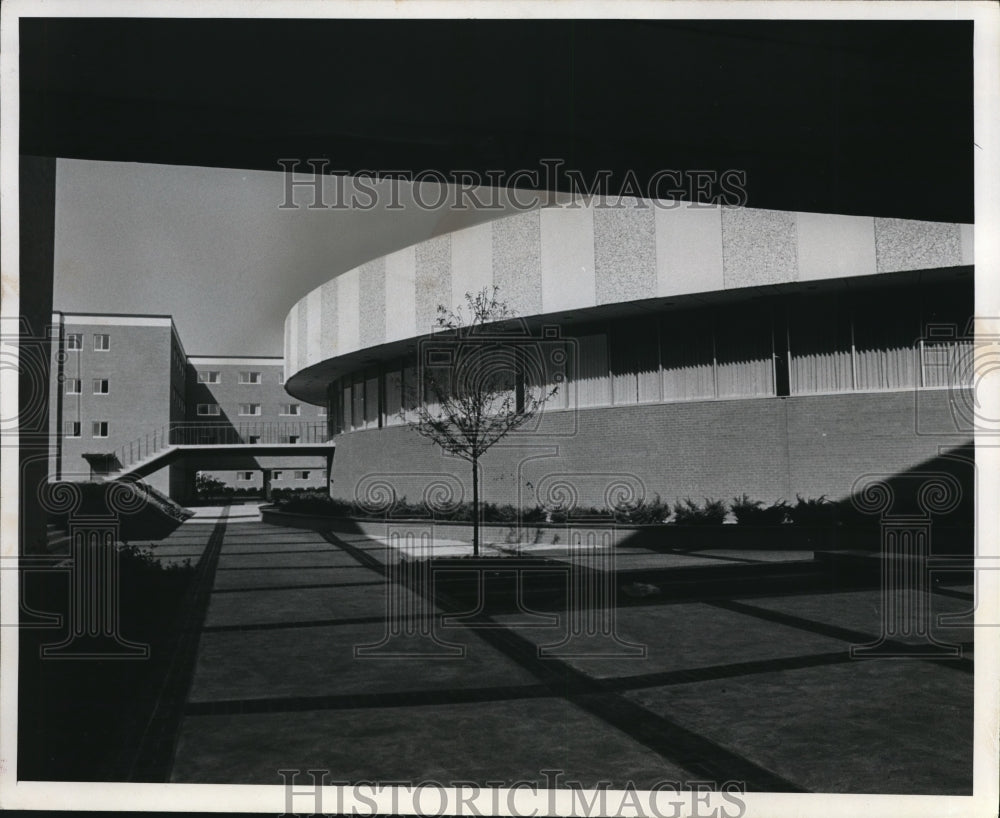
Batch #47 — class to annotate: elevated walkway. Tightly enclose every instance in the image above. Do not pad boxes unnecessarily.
[81,421,335,481]
[104,441,334,480]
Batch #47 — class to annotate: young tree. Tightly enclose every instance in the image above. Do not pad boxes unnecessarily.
[404,287,558,556]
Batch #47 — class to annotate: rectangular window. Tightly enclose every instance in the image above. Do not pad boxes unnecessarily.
[272,470,283,480]
[248,435,260,444]
[317,406,327,417]
[524,341,570,412]
[365,373,380,427]
[352,376,364,430]
[295,470,311,480]
[92,378,109,394]
[92,421,109,438]
[788,294,854,395]
[660,309,716,401]
[239,403,262,416]
[65,378,81,394]
[402,365,418,421]
[384,369,403,425]
[93,333,110,351]
[280,403,301,416]
[64,421,80,437]
[198,370,221,384]
[921,282,973,389]
[572,332,611,408]
[341,382,352,432]
[610,318,661,405]
[285,435,300,444]
[237,471,253,481]
[852,293,920,391]
[197,403,220,416]
[715,306,775,398]
[66,334,83,350]
[239,371,262,384]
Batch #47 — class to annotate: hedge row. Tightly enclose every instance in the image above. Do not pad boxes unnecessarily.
[272,491,894,527]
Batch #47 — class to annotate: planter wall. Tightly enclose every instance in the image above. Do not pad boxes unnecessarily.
[262,507,971,554]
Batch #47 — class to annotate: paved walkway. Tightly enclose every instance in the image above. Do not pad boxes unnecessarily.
[185,503,265,524]
[138,516,973,793]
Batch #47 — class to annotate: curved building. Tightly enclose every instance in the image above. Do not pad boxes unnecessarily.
[282,198,974,511]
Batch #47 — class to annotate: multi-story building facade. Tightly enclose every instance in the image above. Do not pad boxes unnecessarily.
[48,312,328,500]
[48,313,189,497]
[184,355,327,493]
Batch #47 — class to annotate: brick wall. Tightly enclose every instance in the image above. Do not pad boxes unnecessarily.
[52,320,174,494]
[185,360,289,428]
[185,359,328,491]
[327,389,972,510]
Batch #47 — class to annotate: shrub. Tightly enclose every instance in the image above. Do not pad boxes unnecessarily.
[276,494,354,517]
[521,505,548,524]
[194,473,227,496]
[484,503,520,523]
[672,497,727,525]
[787,495,837,526]
[731,494,790,526]
[616,494,671,525]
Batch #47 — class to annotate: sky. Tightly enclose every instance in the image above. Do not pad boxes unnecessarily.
[52,159,531,356]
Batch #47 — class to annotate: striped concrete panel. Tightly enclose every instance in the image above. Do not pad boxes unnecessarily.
[282,199,973,383]
[358,257,386,349]
[415,235,451,335]
[450,222,494,314]
[337,268,361,356]
[283,312,293,379]
[655,204,724,297]
[875,218,963,273]
[296,298,309,374]
[287,305,298,377]
[797,213,877,282]
[320,279,338,361]
[305,288,322,367]
[960,224,974,265]
[540,206,596,314]
[492,210,542,316]
[594,200,657,305]
[385,245,417,343]
[721,207,798,288]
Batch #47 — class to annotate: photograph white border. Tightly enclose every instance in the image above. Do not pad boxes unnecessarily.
[1,1,997,815]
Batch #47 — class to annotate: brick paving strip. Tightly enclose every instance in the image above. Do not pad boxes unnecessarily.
[158,522,971,789]
[114,507,230,781]
[318,531,809,793]
[184,682,555,715]
[214,564,362,571]
[707,599,974,673]
[220,548,344,556]
[200,613,437,633]
[211,580,386,594]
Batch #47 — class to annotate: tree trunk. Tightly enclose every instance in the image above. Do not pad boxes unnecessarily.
[471,455,480,557]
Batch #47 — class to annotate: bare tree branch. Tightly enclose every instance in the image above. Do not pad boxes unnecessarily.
[402,287,559,555]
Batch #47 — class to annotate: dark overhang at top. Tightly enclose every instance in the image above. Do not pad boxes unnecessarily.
[19,18,973,223]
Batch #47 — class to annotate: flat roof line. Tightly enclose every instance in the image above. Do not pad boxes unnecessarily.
[53,310,175,319]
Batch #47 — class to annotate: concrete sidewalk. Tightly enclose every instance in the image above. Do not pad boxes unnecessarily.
[155,518,973,793]
[185,503,265,524]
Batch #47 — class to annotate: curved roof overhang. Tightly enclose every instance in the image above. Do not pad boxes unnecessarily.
[282,197,974,405]
[284,265,973,406]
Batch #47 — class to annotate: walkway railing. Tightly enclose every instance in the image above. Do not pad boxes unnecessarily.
[112,422,330,469]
